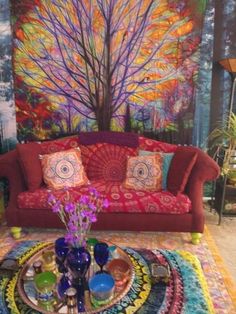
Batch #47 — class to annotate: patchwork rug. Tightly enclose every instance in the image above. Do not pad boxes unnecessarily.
[0,226,235,313]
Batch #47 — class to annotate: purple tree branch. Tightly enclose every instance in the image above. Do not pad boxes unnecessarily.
[16,0,195,131]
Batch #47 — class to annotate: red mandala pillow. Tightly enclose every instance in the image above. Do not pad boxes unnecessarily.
[124,154,163,191]
[40,148,89,189]
[80,143,137,182]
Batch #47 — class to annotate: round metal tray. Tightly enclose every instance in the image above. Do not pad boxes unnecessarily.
[17,242,135,313]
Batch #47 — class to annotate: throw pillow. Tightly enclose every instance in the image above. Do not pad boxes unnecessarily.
[40,148,89,189]
[139,150,174,190]
[79,143,137,181]
[124,154,162,191]
[16,142,43,192]
[167,147,198,195]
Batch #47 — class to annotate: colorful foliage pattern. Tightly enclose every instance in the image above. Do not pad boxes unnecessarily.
[11,0,206,141]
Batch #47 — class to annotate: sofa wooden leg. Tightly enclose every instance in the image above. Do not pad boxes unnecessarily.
[191,232,202,245]
[11,227,22,239]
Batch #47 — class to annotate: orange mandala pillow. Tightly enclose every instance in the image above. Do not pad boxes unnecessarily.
[124,154,162,191]
[40,148,89,190]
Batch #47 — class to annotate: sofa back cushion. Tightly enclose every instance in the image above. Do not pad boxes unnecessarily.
[167,147,198,195]
[16,143,43,192]
[40,135,80,154]
[80,143,137,182]
[138,136,177,153]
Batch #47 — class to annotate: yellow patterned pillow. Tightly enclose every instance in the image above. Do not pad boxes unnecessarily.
[124,154,162,191]
[40,148,89,189]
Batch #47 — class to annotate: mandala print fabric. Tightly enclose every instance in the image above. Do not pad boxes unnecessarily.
[40,148,89,189]
[124,155,162,191]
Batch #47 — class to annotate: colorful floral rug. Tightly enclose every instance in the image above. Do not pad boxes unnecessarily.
[0,226,235,313]
[0,242,213,314]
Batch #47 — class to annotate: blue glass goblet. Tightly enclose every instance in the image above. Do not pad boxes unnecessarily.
[54,237,69,274]
[94,242,109,273]
[55,237,71,299]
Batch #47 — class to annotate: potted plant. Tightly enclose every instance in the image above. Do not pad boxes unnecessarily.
[208,112,236,184]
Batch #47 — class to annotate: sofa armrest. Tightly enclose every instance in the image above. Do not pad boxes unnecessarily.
[185,147,220,231]
[188,147,220,183]
[0,150,26,216]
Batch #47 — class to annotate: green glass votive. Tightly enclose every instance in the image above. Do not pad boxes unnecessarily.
[34,271,57,307]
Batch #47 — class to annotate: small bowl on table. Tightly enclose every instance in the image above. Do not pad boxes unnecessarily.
[88,273,115,307]
[106,258,130,290]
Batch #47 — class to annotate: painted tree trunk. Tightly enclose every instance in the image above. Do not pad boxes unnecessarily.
[96,106,112,131]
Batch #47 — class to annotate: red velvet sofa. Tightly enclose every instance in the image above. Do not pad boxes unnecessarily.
[0,132,220,243]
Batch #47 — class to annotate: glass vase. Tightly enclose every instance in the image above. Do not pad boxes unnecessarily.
[66,246,91,312]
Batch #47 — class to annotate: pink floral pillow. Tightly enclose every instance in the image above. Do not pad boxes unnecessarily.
[40,148,89,190]
[124,154,162,191]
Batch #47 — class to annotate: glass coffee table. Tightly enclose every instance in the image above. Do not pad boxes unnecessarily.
[17,242,135,313]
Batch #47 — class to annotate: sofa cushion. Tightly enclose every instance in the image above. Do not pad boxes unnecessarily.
[16,143,43,192]
[79,131,139,147]
[167,147,198,195]
[124,154,162,191]
[80,143,137,181]
[40,148,89,189]
[17,181,191,214]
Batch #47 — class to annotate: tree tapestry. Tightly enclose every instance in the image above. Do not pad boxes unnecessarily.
[11,0,206,142]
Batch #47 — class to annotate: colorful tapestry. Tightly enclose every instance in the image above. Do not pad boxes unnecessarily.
[10,0,207,141]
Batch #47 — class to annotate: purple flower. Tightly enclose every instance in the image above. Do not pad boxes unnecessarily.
[88,203,97,211]
[65,202,75,213]
[70,213,79,221]
[49,189,107,248]
[68,221,78,232]
[80,195,89,205]
[81,210,88,218]
[89,214,97,222]
[48,194,57,204]
[52,201,61,213]
[103,199,109,208]
[65,232,75,245]
[89,187,99,197]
